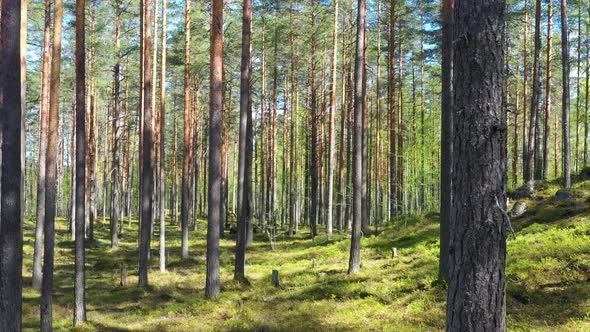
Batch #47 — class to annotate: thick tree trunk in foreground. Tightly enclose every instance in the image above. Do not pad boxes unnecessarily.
[0,0,23,328]
[235,0,253,280]
[74,0,87,324]
[439,0,453,283]
[561,0,571,188]
[41,0,63,328]
[446,0,507,330]
[348,0,366,275]
[206,0,223,299]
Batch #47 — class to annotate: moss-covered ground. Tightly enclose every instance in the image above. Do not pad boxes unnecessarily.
[21,179,590,331]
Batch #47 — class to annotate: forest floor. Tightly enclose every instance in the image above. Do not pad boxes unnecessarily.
[21,180,590,331]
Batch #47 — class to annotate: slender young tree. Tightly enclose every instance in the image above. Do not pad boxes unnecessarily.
[74,0,87,324]
[561,0,571,188]
[348,0,366,275]
[446,0,507,329]
[206,0,224,299]
[0,0,23,328]
[139,0,154,287]
[40,0,63,328]
[181,0,192,259]
[235,0,253,280]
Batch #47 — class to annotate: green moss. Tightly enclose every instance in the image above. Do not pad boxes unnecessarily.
[21,195,590,331]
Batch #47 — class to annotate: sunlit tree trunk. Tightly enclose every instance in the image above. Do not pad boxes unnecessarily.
[542,0,553,180]
[139,0,154,287]
[206,0,223,299]
[33,0,52,291]
[159,0,167,272]
[181,0,191,258]
[74,0,87,323]
[235,0,253,280]
[110,0,122,249]
[561,0,571,187]
[348,0,366,275]
[40,0,63,328]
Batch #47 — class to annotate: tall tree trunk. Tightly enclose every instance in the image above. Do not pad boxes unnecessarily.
[235,0,253,280]
[206,0,223,300]
[397,42,404,213]
[288,0,298,236]
[373,0,381,224]
[522,0,529,184]
[172,94,178,225]
[269,14,279,229]
[524,0,542,186]
[139,0,154,287]
[561,0,571,187]
[0,0,23,327]
[388,0,397,219]
[181,0,191,259]
[513,84,520,187]
[41,0,63,328]
[259,15,267,231]
[337,17,348,233]
[33,0,52,291]
[309,0,319,239]
[348,0,366,275]
[159,0,167,272]
[585,22,590,170]
[110,0,122,250]
[327,0,339,238]
[446,1,507,329]
[74,0,87,323]
[361,11,369,232]
[20,0,28,230]
[577,3,583,167]
[542,0,553,180]
[70,104,76,240]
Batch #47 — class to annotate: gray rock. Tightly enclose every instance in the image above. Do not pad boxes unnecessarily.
[510,201,527,218]
[554,190,572,201]
[512,181,534,199]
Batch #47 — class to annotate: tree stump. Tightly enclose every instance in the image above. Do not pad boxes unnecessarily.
[391,247,398,258]
[120,264,127,287]
[271,270,280,287]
